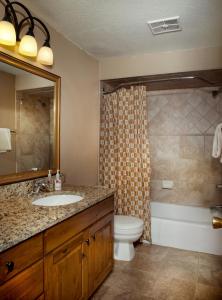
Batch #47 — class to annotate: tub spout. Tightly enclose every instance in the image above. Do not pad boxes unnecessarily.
[212,217,222,229]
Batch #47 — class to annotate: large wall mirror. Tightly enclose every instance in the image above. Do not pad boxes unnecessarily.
[0,52,60,185]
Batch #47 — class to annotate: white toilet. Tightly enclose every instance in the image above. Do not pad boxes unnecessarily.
[114,215,144,261]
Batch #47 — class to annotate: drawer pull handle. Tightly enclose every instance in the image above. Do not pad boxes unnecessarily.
[92,235,96,241]
[85,239,90,246]
[6,261,14,273]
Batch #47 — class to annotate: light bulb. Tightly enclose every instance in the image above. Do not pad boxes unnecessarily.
[0,20,16,46]
[18,35,38,57]
[37,45,53,65]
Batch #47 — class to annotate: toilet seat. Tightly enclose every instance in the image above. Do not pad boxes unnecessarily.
[114,215,144,233]
[115,226,143,235]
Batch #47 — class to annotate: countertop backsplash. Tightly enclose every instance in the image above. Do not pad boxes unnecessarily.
[0,176,61,201]
[0,179,34,200]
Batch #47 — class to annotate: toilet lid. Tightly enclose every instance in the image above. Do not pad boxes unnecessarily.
[114,215,144,230]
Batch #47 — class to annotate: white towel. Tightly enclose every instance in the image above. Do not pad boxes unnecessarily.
[212,123,222,162]
[0,128,12,153]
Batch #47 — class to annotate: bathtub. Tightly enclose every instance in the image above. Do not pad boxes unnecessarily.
[151,202,222,255]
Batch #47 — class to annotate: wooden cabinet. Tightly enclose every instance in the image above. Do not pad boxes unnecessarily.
[88,213,113,296]
[44,212,114,300]
[0,234,43,285]
[44,231,88,300]
[44,196,114,255]
[0,234,43,300]
[0,260,43,300]
[0,196,114,300]
[43,196,114,300]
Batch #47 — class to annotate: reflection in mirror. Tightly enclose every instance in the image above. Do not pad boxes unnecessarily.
[0,61,56,176]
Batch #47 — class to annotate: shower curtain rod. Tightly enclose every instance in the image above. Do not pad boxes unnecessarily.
[102,76,213,95]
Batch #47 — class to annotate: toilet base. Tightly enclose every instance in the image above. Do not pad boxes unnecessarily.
[114,241,135,261]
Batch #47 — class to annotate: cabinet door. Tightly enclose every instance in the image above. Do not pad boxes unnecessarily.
[88,213,114,295]
[44,232,88,300]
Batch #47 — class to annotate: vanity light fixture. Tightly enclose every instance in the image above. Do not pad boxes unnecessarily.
[0,0,53,65]
[37,43,53,66]
[0,20,16,46]
[18,31,38,57]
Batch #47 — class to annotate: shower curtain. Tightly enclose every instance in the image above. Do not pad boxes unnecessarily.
[99,86,151,241]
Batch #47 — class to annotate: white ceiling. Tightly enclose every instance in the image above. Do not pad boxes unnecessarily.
[23,0,222,58]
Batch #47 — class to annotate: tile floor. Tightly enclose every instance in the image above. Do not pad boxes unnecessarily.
[92,244,222,300]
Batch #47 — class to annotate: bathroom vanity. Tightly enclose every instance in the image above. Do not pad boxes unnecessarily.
[0,49,115,299]
[0,187,114,300]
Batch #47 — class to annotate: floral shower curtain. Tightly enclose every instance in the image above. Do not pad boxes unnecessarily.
[99,86,151,241]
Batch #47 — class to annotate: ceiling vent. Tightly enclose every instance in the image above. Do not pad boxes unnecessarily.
[147,16,182,35]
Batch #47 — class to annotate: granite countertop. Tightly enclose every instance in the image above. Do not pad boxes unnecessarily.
[0,185,115,253]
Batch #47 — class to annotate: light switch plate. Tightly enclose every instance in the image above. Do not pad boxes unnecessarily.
[162,180,174,189]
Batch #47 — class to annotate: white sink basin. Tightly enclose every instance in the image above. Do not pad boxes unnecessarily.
[32,194,83,207]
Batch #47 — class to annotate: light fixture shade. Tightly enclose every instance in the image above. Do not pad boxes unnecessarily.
[18,34,38,57]
[37,46,53,65]
[0,20,16,46]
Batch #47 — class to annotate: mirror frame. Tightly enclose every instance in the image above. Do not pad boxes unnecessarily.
[0,51,61,185]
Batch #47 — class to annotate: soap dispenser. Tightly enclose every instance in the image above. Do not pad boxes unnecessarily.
[47,169,53,192]
[55,169,62,191]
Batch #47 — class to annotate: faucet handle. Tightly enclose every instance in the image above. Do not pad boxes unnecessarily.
[32,179,50,194]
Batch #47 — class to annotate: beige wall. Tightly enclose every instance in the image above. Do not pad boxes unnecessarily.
[0,2,100,185]
[15,73,53,90]
[100,47,222,79]
[0,70,16,175]
[148,88,222,207]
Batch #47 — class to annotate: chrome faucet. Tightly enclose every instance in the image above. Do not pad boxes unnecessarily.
[32,180,50,194]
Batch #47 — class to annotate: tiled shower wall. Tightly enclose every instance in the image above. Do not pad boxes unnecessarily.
[148,88,222,207]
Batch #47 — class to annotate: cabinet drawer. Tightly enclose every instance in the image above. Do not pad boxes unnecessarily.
[95,196,114,221]
[0,234,43,284]
[0,260,43,300]
[44,196,114,254]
